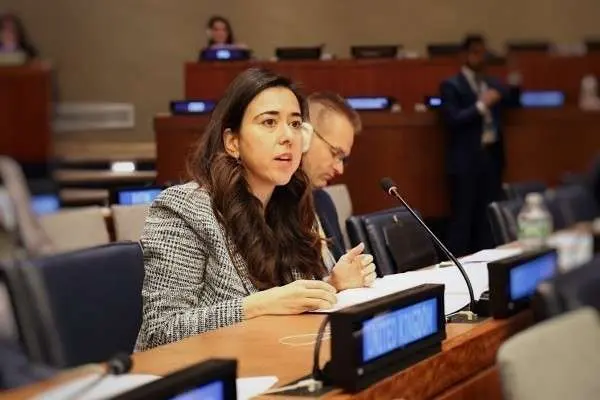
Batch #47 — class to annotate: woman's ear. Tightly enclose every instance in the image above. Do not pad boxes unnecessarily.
[223,128,240,159]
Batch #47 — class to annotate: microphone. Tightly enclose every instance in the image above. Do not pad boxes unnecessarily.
[379,177,480,321]
[61,353,133,400]
[106,353,133,375]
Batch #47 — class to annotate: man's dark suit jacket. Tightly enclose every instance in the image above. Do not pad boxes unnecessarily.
[439,73,507,175]
[313,189,345,260]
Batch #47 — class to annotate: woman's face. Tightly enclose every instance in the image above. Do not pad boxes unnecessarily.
[210,20,229,44]
[224,87,304,199]
[0,18,18,43]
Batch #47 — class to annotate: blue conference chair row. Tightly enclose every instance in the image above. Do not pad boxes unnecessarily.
[1,241,144,368]
[488,183,599,246]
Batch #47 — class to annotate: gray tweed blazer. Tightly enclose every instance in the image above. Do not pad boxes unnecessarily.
[134,182,308,351]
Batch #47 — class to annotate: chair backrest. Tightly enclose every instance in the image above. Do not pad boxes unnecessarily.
[0,262,47,364]
[532,255,600,321]
[503,181,547,201]
[347,207,438,276]
[487,199,524,245]
[590,153,600,207]
[14,241,144,367]
[346,207,406,265]
[552,185,598,224]
[0,157,54,257]
[497,307,600,400]
[38,207,110,253]
[111,204,150,242]
[543,190,570,231]
[321,184,353,249]
[560,172,589,188]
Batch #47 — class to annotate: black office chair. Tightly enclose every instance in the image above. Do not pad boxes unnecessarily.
[6,241,144,368]
[346,207,406,273]
[543,190,571,231]
[532,255,600,321]
[552,185,599,225]
[487,199,524,245]
[589,154,600,209]
[502,181,547,202]
[346,207,438,276]
[560,172,589,188]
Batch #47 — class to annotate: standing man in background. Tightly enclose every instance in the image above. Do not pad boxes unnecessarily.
[302,92,362,264]
[440,34,508,256]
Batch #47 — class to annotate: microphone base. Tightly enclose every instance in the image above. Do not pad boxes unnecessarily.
[446,310,486,324]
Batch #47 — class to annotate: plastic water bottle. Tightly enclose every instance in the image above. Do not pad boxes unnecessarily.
[517,193,553,250]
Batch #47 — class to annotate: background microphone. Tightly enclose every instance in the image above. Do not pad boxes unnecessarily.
[106,353,133,375]
[379,177,479,320]
[62,353,133,400]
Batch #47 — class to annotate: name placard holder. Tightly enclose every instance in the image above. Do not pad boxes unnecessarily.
[488,248,559,319]
[328,284,446,393]
[113,359,237,400]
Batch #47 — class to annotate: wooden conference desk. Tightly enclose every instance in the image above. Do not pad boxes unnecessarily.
[2,311,532,400]
[0,61,53,165]
[154,108,600,218]
[184,53,600,108]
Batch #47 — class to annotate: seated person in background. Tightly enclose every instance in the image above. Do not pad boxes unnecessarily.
[302,92,363,262]
[0,12,38,60]
[204,15,247,50]
[135,68,375,351]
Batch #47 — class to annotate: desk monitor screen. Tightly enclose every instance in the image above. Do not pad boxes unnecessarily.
[114,187,162,205]
[362,297,438,363]
[199,48,251,61]
[170,100,216,115]
[345,96,394,111]
[30,194,60,215]
[520,91,565,108]
[509,251,559,301]
[275,46,322,60]
[113,359,237,400]
[427,43,461,57]
[507,41,550,53]
[585,40,600,52]
[425,96,442,108]
[351,45,400,59]
[170,380,224,400]
[488,248,559,318]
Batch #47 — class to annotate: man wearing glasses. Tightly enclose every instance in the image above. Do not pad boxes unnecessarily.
[302,92,362,266]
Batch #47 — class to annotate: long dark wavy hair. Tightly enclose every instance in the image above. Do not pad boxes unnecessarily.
[0,12,38,59]
[187,68,326,290]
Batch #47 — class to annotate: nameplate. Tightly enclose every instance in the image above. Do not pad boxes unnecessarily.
[345,96,395,111]
[328,284,446,392]
[113,359,237,400]
[170,100,216,115]
[488,248,559,318]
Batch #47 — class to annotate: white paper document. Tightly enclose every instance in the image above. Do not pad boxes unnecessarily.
[458,248,523,264]
[236,376,279,400]
[35,374,278,400]
[314,263,490,316]
[34,374,161,400]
